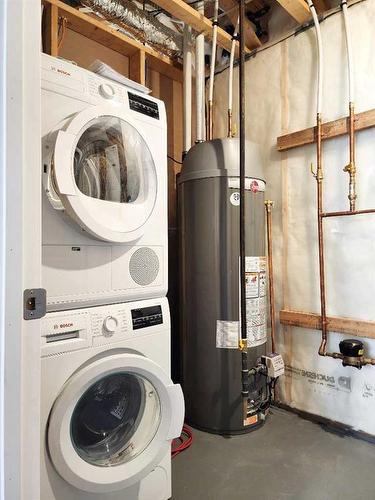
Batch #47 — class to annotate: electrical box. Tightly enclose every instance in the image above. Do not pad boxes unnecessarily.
[262,353,285,379]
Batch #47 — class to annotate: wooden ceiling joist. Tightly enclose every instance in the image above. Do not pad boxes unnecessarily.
[150,0,259,53]
[217,0,262,50]
[275,0,311,24]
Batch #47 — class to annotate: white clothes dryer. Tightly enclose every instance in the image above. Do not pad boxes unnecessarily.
[41,54,168,311]
[41,297,184,500]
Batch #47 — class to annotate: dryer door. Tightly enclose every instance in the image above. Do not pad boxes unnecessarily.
[47,353,184,493]
[51,104,159,242]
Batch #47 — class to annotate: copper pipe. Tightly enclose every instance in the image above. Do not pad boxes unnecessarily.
[312,114,328,356]
[343,102,357,211]
[227,110,233,138]
[265,201,276,353]
[208,101,213,141]
[322,208,375,218]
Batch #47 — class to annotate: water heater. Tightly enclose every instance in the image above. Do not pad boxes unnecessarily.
[178,138,269,434]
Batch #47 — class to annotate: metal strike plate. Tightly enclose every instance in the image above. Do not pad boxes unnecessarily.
[23,288,47,320]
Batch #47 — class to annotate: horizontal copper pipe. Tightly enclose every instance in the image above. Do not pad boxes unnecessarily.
[321,208,375,218]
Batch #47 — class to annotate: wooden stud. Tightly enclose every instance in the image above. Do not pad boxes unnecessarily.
[44,3,59,56]
[150,0,258,53]
[42,0,182,81]
[129,50,146,86]
[214,0,261,50]
[274,0,311,24]
[277,108,375,152]
[280,310,375,340]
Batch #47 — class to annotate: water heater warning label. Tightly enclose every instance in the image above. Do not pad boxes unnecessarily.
[216,257,267,349]
[245,257,267,348]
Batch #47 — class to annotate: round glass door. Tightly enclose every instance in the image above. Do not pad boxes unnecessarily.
[70,372,161,467]
[50,106,160,242]
[73,116,149,205]
[47,354,184,493]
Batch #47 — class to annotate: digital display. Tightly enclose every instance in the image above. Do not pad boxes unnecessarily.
[131,305,163,330]
[128,92,160,120]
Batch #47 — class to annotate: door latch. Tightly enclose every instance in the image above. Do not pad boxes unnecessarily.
[23,288,47,320]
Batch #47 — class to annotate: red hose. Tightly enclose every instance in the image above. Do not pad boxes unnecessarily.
[171,425,193,458]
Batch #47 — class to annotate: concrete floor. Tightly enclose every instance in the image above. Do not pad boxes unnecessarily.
[172,407,375,500]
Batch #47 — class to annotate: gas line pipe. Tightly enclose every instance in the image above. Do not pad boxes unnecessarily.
[238,0,250,421]
[307,0,375,369]
[228,17,239,138]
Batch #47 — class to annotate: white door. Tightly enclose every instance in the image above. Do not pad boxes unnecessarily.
[45,104,158,242]
[47,353,184,493]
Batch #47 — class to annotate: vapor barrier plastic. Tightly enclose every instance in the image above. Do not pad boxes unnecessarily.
[213,1,375,435]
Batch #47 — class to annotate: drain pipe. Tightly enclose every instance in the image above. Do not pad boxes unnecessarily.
[195,1,205,143]
[183,24,193,156]
[341,0,357,211]
[208,0,219,141]
[228,17,239,138]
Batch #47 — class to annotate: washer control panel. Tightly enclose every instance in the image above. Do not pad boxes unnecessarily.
[41,299,168,356]
[131,305,163,330]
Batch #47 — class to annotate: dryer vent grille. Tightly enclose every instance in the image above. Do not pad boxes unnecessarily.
[129,248,160,286]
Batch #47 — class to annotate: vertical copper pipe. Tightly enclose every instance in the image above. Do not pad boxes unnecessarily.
[344,102,357,211]
[265,201,276,353]
[315,114,328,356]
[208,101,213,141]
[227,110,233,138]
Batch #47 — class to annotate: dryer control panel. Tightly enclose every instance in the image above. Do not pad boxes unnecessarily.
[128,92,160,120]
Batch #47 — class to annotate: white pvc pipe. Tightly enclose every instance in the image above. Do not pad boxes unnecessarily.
[228,17,239,120]
[208,0,219,105]
[195,1,205,142]
[342,0,354,104]
[307,0,323,115]
[183,25,192,153]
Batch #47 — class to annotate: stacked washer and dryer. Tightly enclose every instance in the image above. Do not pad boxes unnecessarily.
[40,54,184,500]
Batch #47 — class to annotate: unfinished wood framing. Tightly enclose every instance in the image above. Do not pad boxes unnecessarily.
[280,310,375,340]
[129,50,146,86]
[275,0,311,24]
[150,0,257,53]
[43,2,59,56]
[215,0,261,50]
[277,108,375,151]
[42,0,182,82]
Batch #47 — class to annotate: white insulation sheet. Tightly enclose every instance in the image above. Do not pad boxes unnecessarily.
[213,0,375,435]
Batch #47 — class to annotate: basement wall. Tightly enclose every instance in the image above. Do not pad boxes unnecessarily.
[213,0,375,435]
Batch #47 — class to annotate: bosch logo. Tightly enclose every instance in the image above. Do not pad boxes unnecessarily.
[54,322,74,330]
[51,66,71,77]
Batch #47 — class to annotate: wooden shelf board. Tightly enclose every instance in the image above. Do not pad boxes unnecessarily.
[277,108,375,152]
[43,0,182,81]
[280,309,375,340]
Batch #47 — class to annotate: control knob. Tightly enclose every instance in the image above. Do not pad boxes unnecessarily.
[99,83,115,99]
[103,315,119,335]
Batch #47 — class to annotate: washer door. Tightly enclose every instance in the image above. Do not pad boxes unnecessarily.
[51,104,158,242]
[48,354,184,493]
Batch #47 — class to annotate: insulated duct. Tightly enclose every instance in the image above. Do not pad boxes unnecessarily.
[80,0,182,57]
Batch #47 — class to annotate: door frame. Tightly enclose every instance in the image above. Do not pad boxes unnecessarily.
[0,1,41,499]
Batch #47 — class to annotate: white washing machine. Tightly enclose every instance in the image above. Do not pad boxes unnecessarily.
[41,54,168,311]
[41,297,184,500]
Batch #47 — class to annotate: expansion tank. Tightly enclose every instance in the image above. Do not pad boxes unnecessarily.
[178,138,268,434]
